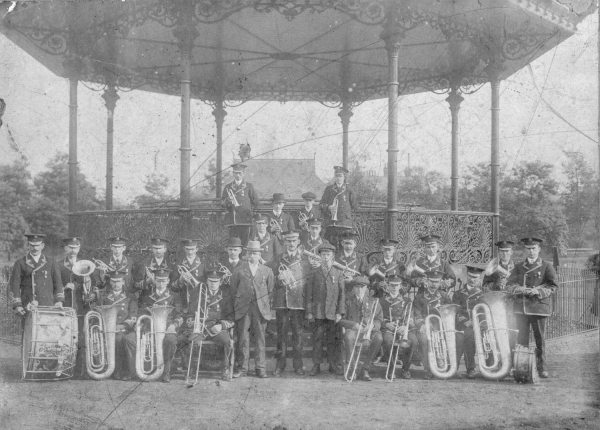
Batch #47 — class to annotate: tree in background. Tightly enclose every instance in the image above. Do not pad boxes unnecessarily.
[191,158,232,199]
[399,166,450,210]
[133,172,172,207]
[0,160,31,259]
[346,161,386,203]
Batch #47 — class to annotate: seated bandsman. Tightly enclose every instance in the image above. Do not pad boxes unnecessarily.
[105,271,138,381]
[410,235,456,295]
[482,241,515,292]
[296,192,321,242]
[380,276,416,380]
[413,270,454,380]
[368,239,405,298]
[219,237,244,289]
[252,214,282,265]
[300,218,330,269]
[94,237,135,295]
[339,276,383,381]
[505,237,558,379]
[266,193,295,244]
[170,239,204,312]
[335,231,368,291]
[138,268,183,383]
[453,265,485,379]
[305,242,345,376]
[179,268,235,381]
[133,238,171,305]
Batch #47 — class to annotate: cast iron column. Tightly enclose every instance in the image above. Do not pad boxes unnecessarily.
[213,100,227,199]
[447,86,463,211]
[488,66,502,256]
[102,85,119,210]
[69,77,78,214]
[339,100,353,170]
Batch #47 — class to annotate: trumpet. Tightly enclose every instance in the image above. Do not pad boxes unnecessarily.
[345,298,379,382]
[386,301,413,382]
[424,304,461,379]
[93,258,116,273]
[227,188,241,207]
[217,263,232,285]
[178,265,198,287]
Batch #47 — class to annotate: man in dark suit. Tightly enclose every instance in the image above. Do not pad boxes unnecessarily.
[222,163,259,243]
[94,237,135,295]
[133,238,172,305]
[296,192,322,242]
[482,241,515,292]
[506,237,558,379]
[409,235,456,294]
[252,214,282,265]
[266,193,295,244]
[230,240,275,378]
[169,238,204,312]
[319,166,359,242]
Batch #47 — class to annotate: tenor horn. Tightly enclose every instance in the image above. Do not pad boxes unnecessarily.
[405,260,425,276]
[217,263,232,284]
[472,291,513,381]
[84,301,122,380]
[135,305,173,381]
[425,304,461,379]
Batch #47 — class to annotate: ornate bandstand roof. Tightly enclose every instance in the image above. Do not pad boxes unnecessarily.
[0,0,595,105]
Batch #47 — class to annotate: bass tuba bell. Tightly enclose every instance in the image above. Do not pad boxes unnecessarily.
[135,305,174,381]
[84,301,121,380]
[425,304,461,379]
[72,260,96,296]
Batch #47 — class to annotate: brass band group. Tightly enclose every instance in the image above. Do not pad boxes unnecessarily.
[11,164,558,384]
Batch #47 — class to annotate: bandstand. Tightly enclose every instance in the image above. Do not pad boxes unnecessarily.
[1,0,595,265]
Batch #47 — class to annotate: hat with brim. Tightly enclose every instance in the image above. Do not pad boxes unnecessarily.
[282,230,301,240]
[152,268,172,279]
[25,234,46,245]
[380,238,399,249]
[205,270,222,281]
[108,237,128,246]
[226,237,243,248]
[150,238,168,246]
[333,166,349,174]
[245,240,263,252]
[301,192,317,200]
[109,270,127,281]
[254,214,268,224]
[350,276,369,287]
[317,243,336,253]
[307,218,323,227]
[521,237,544,247]
[272,193,286,203]
[387,275,406,285]
[231,164,247,172]
[181,239,198,248]
[339,231,358,242]
[495,240,514,250]
[465,265,485,275]
[62,237,81,247]
[425,270,444,280]
[420,234,441,245]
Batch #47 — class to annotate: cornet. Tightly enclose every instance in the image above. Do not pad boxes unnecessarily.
[298,212,309,231]
[227,188,241,207]
[178,265,198,287]
[92,258,115,273]
[332,261,361,281]
[330,197,339,222]
[302,249,323,268]
[269,218,282,240]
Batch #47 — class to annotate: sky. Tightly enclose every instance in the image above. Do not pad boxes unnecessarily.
[0,8,597,206]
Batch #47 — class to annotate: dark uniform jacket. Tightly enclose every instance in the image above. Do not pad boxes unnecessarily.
[410,255,456,292]
[319,183,358,228]
[103,290,138,333]
[254,232,282,264]
[222,180,259,225]
[506,257,558,316]
[133,255,171,295]
[380,293,414,332]
[269,251,311,310]
[230,262,275,321]
[188,286,235,330]
[169,255,204,309]
[300,236,330,257]
[413,290,453,329]
[339,294,383,332]
[369,256,406,296]
[139,288,184,328]
[96,254,135,294]
[10,253,64,309]
[296,206,322,241]
[59,257,91,317]
[452,286,483,330]
[218,258,242,289]
[482,260,514,292]
[335,251,368,284]
[305,266,345,320]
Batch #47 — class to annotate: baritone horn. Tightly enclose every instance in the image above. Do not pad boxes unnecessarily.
[73,260,96,296]
[217,263,232,284]
[135,304,174,381]
[425,304,461,379]
[227,188,241,207]
[472,291,513,381]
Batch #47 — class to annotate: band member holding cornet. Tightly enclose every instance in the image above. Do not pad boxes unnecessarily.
[381,276,415,380]
[169,239,204,312]
[368,239,406,298]
[219,237,244,289]
[296,192,321,242]
[335,231,368,291]
[267,193,295,244]
[134,238,172,305]
[339,276,383,381]
[222,163,260,243]
[305,242,345,376]
[319,166,358,241]
[10,233,64,318]
[269,230,311,376]
[94,237,135,295]
[138,268,183,383]
[453,265,485,379]
[59,237,97,378]
[413,270,453,380]
[105,271,138,381]
[300,218,330,269]
[252,214,282,265]
[410,235,456,295]
[505,237,558,379]
[482,241,515,292]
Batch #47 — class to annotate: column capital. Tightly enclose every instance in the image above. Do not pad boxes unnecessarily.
[484,61,505,83]
[101,85,120,112]
[173,24,199,55]
[212,103,228,124]
[338,105,353,123]
[380,27,404,54]
[446,89,464,110]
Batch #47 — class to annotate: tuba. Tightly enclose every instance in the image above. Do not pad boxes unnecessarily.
[472,291,513,381]
[84,301,122,380]
[424,304,461,379]
[135,305,174,381]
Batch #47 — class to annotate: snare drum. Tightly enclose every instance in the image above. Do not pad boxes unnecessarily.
[22,306,78,381]
[513,344,539,384]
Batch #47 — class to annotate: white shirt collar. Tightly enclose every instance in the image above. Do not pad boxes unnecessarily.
[427,254,437,263]
[30,253,41,263]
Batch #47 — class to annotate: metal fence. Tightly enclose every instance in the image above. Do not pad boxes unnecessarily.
[0,265,21,344]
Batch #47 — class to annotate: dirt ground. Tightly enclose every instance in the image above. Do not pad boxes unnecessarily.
[0,331,598,430]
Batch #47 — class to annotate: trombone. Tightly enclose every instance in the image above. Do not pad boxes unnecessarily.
[345,298,379,383]
[386,301,413,382]
[186,282,209,386]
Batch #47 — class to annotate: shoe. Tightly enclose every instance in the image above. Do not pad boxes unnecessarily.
[361,370,372,381]
[162,373,171,383]
[335,366,344,376]
[113,372,122,380]
[273,368,283,377]
[232,371,247,378]
[295,368,305,376]
[412,360,423,367]
[310,365,321,376]
[466,369,477,379]
[539,370,549,379]
[256,370,268,379]
[423,371,433,380]
[373,356,382,364]
[400,370,411,379]
[121,375,132,382]
[221,370,231,382]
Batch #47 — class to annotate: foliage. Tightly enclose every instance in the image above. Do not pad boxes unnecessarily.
[0,160,31,256]
[398,166,450,210]
[346,161,386,203]
[133,172,172,207]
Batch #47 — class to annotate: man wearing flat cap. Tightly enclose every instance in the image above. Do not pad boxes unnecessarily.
[95,237,135,295]
[134,238,172,305]
[222,163,260,243]
[368,238,406,298]
[335,230,368,291]
[269,230,312,376]
[453,265,486,379]
[296,192,322,242]
[482,241,515,292]
[410,234,456,295]
[300,218,331,269]
[505,237,558,379]
[10,233,64,318]
[170,239,204,312]
[266,193,295,244]
[252,214,282,265]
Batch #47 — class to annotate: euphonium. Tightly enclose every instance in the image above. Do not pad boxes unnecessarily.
[472,291,512,381]
[135,305,174,381]
[425,304,461,379]
[84,302,121,380]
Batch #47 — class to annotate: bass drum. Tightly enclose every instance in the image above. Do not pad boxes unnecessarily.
[513,344,539,384]
[22,306,78,381]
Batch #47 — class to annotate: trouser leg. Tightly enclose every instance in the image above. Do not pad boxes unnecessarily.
[455,331,465,371]
[531,316,547,371]
[417,331,430,372]
[325,320,340,366]
[75,316,85,376]
[276,310,289,370]
[290,310,304,371]
[312,319,326,364]
[210,331,232,370]
[249,302,267,373]
[343,329,357,372]
[363,332,383,372]
[122,332,136,377]
[514,313,531,346]
[400,331,418,371]
[382,331,394,372]
[163,333,177,375]
[463,327,476,371]
[114,332,125,376]
[236,313,251,374]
